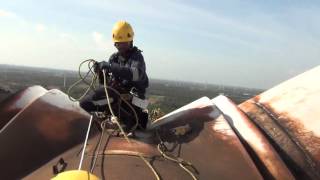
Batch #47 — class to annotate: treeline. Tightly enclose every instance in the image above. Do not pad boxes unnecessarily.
[147,80,263,113]
[0,65,263,114]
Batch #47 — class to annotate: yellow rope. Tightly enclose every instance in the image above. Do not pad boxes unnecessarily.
[68,60,159,179]
[102,70,160,180]
[90,120,107,173]
[105,85,139,133]
[68,59,198,180]
[157,143,197,180]
[156,132,198,180]
[67,59,97,102]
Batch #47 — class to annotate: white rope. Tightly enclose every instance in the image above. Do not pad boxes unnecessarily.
[102,70,160,180]
[90,120,107,173]
[78,115,93,170]
[156,132,198,180]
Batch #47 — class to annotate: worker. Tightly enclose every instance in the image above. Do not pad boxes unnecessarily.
[80,21,149,130]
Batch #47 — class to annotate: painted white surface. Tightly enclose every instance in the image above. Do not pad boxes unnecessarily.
[258,65,320,137]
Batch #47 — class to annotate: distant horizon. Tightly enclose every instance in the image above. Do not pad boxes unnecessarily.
[0,63,266,90]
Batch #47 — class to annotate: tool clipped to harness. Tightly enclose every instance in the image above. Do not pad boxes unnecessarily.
[130,87,149,109]
[52,158,67,175]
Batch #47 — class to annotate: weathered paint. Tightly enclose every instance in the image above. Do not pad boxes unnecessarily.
[24,96,263,180]
[0,86,47,129]
[0,89,93,180]
[5,64,320,180]
[212,95,294,180]
[240,65,320,179]
[148,97,220,130]
[240,100,318,179]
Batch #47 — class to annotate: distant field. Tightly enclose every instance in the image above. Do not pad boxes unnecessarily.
[0,64,264,113]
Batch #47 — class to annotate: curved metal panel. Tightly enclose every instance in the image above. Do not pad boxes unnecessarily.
[25,97,263,180]
[0,86,47,129]
[212,95,294,180]
[241,65,320,179]
[0,89,93,180]
[240,100,317,179]
[149,97,219,130]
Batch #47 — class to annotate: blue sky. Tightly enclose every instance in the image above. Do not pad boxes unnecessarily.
[0,0,319,88]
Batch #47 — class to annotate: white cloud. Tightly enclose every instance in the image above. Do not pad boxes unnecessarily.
[92,31,103,42]
[59,33,74,41]
[35,23,46,32]
[59,33,70,38]
[92,31,112,50]
[0,9,17,18]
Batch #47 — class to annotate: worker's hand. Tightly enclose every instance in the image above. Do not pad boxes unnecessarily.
[93,61,100,73]
[98,61,111,72]
[93,61,110,73]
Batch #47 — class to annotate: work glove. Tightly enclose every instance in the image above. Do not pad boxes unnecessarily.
[93,61,111,73]
[93,61,100,73]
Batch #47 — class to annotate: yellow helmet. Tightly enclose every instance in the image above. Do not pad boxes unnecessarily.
[51,170,99,180]
[112,21,134,42]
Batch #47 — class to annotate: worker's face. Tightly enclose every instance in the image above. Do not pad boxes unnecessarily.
[114,41,131,55]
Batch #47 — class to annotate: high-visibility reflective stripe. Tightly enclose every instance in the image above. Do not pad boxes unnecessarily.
[132,67,139,81]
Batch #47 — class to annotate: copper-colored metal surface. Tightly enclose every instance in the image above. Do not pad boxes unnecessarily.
[25,97,262,180]
[149,97,220,130]
[212,95,294,180]
[239,65,320,179]
[6,65,320,179]
[0,89,93,180]
[0,86,47,129]
[102,137,160,157]
[240,100,318,179]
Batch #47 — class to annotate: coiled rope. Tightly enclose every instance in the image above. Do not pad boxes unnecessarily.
[67,59,98,102]
[68,60,159,180]
[102,70,160,180]
[156,131,198,180]
[70,59,197,180]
